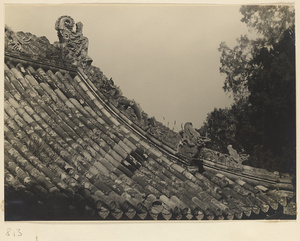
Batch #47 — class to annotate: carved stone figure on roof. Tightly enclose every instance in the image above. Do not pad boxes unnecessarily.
[177,122,211,161]
[5,25,24,52]
[199,145,249,171]
[54,16,93,68]
[5,25,65,65]
[180,122,210,147]
[227,145,249,165]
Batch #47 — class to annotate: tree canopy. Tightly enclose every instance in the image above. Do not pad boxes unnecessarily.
[201,5,295,174]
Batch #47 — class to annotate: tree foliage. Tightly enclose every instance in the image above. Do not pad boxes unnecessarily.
[240,5,295,46]
[219,5,295,102]
[218,36,254,102]
[201,5,295,174]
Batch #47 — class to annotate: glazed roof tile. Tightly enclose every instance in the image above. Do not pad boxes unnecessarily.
[4,24,296,221]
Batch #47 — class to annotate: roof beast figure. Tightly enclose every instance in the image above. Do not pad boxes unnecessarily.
[54,15,93,68]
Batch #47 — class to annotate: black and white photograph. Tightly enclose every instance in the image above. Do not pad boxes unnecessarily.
[2,1,297,228]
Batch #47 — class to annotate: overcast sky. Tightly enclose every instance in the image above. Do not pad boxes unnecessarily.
[5,4,256,130]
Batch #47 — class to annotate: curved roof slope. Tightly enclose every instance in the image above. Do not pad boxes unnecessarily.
[4,20,295,221]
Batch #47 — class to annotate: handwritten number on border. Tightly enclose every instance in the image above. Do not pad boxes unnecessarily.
[6,228,22,236]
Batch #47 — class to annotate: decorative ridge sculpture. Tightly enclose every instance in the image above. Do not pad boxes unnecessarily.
[54,15,93,68]
[5,24,76,70]
[176,122,211,162]
[227,144,249,165]
[5,24,31,52]
[176,122,251,170]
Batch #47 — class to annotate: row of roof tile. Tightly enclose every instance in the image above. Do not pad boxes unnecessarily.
[4,58,295,220]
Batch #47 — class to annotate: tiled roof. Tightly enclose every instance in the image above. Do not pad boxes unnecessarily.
[4,23,295,221]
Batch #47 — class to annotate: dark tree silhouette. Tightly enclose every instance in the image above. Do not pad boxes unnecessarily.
[201,5,295,175]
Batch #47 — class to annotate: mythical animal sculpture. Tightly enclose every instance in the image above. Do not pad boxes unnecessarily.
[180,122,210,147]
[5,25,66,65]
[5,25,32,52]
[227,145,249,165]
[54,16,93,68]
[199,145,249,171]
[177,122,211,160]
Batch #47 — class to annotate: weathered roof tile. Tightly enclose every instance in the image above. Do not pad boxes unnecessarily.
[4,24,295,220]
